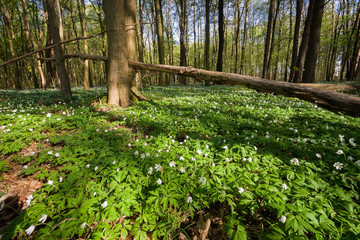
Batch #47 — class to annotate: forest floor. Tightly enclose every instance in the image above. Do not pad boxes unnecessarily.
[0,85,360,240]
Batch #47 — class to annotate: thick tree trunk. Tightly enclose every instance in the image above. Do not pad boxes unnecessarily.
[154,0,166,86]
[302,0,325,83]
[46,0,72,97]
[104,0,131,107]
[129,61,360,117]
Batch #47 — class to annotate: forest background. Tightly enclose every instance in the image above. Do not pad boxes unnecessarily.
[0,0,360,90]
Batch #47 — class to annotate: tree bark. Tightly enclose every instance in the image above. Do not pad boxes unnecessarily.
[21,0,41,88]
[154,0,166,86]
[289,0,303,82]
[125,0,147,100]
[46,0,72,97]
[104,0,131,107]
[302,0,325,83]
[239,0,249,75]
[129,61,360,117]
[0,2,22,89]
[178,0,188,84]
[77,0,90,90]
[262,0,276,79]
[347,3,360,81]
[204,0,210,86]
[292,0,315,83]
[216,0,224,72]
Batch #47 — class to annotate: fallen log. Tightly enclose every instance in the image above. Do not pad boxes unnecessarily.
[28,53,360,117]
[128,61,360,117]
[298,83,360,92]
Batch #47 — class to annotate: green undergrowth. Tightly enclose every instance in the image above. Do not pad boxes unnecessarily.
[0,85,359,239]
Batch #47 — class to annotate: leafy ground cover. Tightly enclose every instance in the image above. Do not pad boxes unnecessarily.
[0,85,359,240]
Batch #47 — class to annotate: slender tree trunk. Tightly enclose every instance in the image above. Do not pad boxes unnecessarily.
[0,2,22,89]
[204,0,210,86]
[104,0,131,107]
[216,0,224,72]
[289,0,303,81]
[347,2,360,80]
[302,0,325,83]
[154,0,166,86]
[179,0,188,84]
[326,0,341,81]
[293,0,315,83]
[21,0,40,88]
[234,1,241,73]
[274,7,283,81]
[136,0,144,64]
[211,1,218,70]
[193,0,197,68]
[46,0,72,97]
[77,0,90,89]
[55,0,64,41]
[268,0,281,79]
[240,0,249,75]
[262,0,276,79]
[284,0,293,82]
[23,0,46,89]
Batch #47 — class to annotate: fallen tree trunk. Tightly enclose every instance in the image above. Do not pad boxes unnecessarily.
[128,61,360,117]
[298,83,360,92]
[13,51,360,117]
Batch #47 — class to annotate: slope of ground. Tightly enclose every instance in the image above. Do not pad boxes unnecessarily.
[0,85,359,240]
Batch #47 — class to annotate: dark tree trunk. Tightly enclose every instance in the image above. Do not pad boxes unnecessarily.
[154,0,166,86]
[268,0,281,79]
[347,4,360,81]
[179,0,188,84]
[292,0,315,83]
[262,0,276,79]
[216,0,224,72]
[289,0,303,81]
[193,0,197,68]
[46,0,72,97]
[302,0,325,83]
[204,0,210,86]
